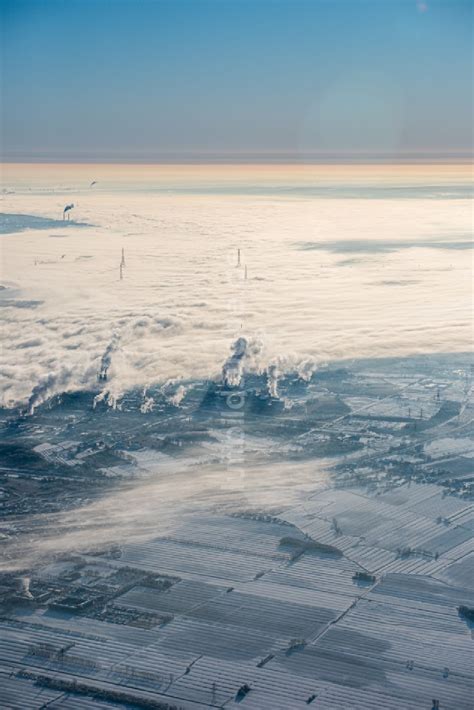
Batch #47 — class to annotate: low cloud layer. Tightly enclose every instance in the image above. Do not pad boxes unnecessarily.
[0,182,472,410]
[296,236,473,254]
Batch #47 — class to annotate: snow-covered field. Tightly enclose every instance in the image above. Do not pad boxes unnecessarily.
[1,163,472,410]
[425,437,474,459]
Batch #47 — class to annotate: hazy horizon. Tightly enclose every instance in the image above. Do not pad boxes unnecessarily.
[3,153,474,165]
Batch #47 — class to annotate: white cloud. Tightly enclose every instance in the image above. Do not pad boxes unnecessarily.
[0,175,471,410]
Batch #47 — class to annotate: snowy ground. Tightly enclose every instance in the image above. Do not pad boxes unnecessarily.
[1,481,472,710]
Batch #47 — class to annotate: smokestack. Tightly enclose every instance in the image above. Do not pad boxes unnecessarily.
[237,248,241,267]
[267,364,279,398]
[63,203,74,221]
[98,332,120,381]
[121,248,125,267]
[16,576,33,600]
[120,262,124,280]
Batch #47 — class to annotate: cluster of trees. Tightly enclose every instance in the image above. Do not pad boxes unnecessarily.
[458,605,474,622]
[34,674,185,710]
[280,535,342,559]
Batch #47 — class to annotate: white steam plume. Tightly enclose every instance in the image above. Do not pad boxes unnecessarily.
[222,337,263,387]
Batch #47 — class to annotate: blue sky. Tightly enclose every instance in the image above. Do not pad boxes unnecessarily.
[1,0,472,161]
